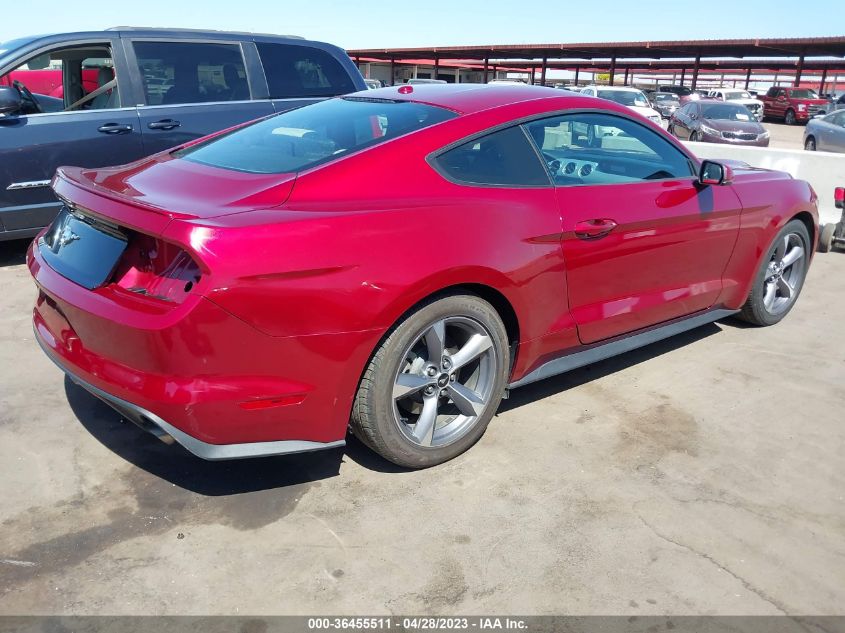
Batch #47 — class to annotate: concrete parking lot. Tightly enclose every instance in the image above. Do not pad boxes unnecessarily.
[1,237,843,616]
[763,121,806,150]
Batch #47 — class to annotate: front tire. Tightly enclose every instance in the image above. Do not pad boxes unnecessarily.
[785,109,796,125]
[689,131,700,142]
[351,294,509,468]
[737,219,810,326]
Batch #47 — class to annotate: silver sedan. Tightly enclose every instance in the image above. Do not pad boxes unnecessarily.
[804,110,845,153]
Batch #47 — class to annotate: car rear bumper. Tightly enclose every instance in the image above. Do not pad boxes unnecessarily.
[36,333,345,460]
[29,238,381,457]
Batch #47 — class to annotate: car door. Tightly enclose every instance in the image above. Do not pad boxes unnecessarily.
[524,112,742,344]
[123,38,275,155]
[672,103,695,139]
[773,88,788,118]
[822,111,845,152]
[0,38,142,236]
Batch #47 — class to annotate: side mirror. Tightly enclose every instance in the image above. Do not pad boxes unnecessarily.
[835,187,844,210]
[0,85,22,115]
[699,160,734,186]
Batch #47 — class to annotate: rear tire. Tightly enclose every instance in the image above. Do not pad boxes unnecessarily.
[805,136,817,151]
[818,223,835,253]
[737,219,810,326]
[690,131,700,142]
[351,294,509,468]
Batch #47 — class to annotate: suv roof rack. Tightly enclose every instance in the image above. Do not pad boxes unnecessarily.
[106,26,303,39]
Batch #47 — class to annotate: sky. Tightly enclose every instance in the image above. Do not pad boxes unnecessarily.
[2,0,844,50]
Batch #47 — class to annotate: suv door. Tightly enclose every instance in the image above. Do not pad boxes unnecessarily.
[525,112,742,344]
[124,38,274,155]
[0,39,141,238]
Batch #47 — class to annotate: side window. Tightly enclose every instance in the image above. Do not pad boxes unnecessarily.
[432,126,550,187]
[132,41,248,106]
[766,87,778,98]
[0,43,119,113]
[524,112,694,186]
[256,43,356,98]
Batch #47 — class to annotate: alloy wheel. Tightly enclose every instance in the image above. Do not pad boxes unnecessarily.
[392,317,497,448]
[762,233,806,315]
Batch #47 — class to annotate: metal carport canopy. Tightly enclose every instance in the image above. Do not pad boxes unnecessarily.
[349,37,845,61]
[349,37,845,88]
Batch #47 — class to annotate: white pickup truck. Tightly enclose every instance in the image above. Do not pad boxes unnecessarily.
[708,88,765,121]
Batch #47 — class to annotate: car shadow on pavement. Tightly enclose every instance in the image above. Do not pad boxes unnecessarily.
[0,238,30,268]
[62,325,727,486]
[499,322,722,413]
[64,376,346,495]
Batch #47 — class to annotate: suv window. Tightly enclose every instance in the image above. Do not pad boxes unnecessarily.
[0,43,119,113]
[524,112,693,186]
[256,43,356,99]
[433,126,550,187]
[132,41,249,106]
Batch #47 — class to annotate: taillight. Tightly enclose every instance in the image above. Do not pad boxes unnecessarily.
[835,187,845,209]
[111,231,202,304]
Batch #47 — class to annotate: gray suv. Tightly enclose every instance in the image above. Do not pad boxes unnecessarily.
[0,28,365,240]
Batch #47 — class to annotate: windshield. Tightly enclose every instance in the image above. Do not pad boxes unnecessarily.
[176,97,457,174]
[724,91,752,100]
[790,89,819,99]
[654,94,679,103]
[700,103,755,122]
[597,90,650,107]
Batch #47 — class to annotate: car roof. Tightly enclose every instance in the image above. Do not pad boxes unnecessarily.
[359,83,586,115]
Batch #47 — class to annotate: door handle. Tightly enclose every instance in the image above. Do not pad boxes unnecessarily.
[147,119,181,131]
[574,219,618,240]
[97,123,133,134]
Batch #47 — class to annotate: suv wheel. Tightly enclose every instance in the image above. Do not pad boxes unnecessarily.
[351,294,509,468]
[785,109,797,125]
[737,219,810,326]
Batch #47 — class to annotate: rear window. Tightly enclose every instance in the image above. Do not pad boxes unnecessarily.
[256,42,357,98]
[175,97,457,174]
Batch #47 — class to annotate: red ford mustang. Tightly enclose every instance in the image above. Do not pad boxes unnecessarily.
[28,84,818,468]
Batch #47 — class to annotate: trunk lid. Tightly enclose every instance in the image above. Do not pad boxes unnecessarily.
[54,153,297,222]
